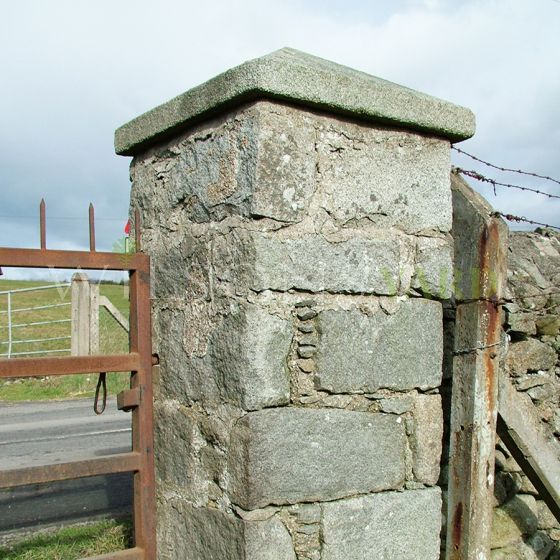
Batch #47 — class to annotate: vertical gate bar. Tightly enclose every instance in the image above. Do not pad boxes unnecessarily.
[40,199,46,250]
[7,292,12,359]
[129,258,156,559]
[89,203,96,252]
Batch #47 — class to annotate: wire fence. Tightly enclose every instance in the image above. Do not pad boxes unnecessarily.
[452,146,560,231]
[0,283,71,358]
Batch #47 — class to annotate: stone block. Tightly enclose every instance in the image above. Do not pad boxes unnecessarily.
[491,494,539,549]
[413,236,453,299]
[410,394,443,486]
[250,105,317,222]
[321,488,442,560]
[154,303,221,405]
[245,517,296,560]
[506,338,557,376]
[315,125,451,233]
[158,500,295,560]
[154,401,196,489]
[316,299,443,393]
[213,228,413,295]
[158,500,244,559]
[209,303,292,410]
[228,408,406,509]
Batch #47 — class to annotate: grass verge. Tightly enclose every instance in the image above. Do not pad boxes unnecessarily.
[0,520,132,560]
[0,280,131,401]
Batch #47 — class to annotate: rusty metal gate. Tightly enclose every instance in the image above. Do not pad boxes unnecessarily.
[0,204,156,559]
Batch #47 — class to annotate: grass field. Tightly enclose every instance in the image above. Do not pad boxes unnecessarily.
[0,279,131,401]
[0,520,132,560]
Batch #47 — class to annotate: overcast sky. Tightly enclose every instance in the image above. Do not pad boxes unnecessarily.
[1,0,559,279]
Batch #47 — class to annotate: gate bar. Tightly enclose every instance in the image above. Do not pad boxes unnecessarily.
[0,247,149,271]
[129,266,156,558]
[0,353,139,378]
[0,452,141,489]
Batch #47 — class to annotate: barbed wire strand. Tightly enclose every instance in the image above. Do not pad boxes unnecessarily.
[456,168,560,200]
[491,211,560,231]
[452,146,560,186]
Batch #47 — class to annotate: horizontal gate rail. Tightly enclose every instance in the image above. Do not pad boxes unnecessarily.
[0,247,149,271]
[0,353,140,377]
[0,202,155,559]
[0,452,142,489]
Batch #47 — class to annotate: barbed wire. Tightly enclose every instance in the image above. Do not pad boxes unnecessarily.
[491,211,560,231]
[456,168,560,200]
[452,146,560,186]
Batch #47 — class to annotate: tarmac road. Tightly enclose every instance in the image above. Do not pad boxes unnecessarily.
[0,398,133,537]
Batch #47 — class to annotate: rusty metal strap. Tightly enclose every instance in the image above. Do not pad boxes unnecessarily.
[0,353,140,378]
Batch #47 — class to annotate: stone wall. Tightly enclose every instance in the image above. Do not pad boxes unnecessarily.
[492,228,560,559]
[116,48,476,559]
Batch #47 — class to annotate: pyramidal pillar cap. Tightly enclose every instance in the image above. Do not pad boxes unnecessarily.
[115,47,475,156]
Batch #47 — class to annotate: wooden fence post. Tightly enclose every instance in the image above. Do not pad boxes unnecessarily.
[71,272,99,355]
[446,173,508,559]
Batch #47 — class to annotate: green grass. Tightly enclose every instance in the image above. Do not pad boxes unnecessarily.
[0,280,131,401]
[0,520,132,560]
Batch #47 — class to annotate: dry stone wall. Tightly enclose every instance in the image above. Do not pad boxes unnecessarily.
[129,100,453,559]
[491,228,560,559]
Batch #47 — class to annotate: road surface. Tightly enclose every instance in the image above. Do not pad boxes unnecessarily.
[0,398,133,537]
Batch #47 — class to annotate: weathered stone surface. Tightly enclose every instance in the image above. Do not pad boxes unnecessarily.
[378,395,414,414]
[413,236,454,298]
[209,303,292,410]
[250,106,316,223]
[536,315,560,336]
[491,495,539,549]
[321,488,441,559]
[154,303,220,405]
[491,533,554,560]
[213,229,413,295]
[154,401,196,488]
[158,501,245,559]
[506,339,557,376]
[315,124,452,233]
[316,299,442,393]
[508,311,538,335]
[158,500,295,560]
[245,517,296,559]
[451,172,508,302]
[116,47,475,155]
[228,408,406,509]
[537,499,560,530]
[410,394,443,485]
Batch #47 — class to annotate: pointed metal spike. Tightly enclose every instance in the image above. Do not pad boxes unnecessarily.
[40,199,46,249]
[89,203,96,252]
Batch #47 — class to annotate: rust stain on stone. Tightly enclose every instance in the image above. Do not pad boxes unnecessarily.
[479,220,502,415]
[451,501,463,556]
